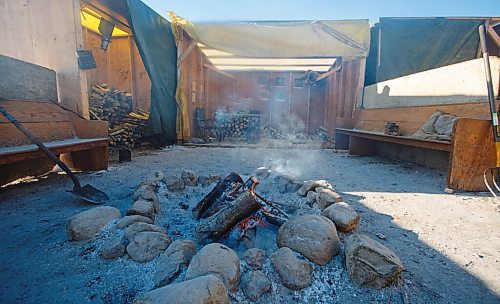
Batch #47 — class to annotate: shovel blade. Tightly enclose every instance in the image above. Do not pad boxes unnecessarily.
[72,184,109,204]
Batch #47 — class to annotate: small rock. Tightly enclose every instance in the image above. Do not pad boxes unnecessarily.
[306,191,317,206]
[67,206,121,241]
[297,180,332,196]
[134,189,160,213]
[133,275,229,304]
[241,270,271,301]
[444,188,454,194]
[164,176,185,192]
[145,171,164,184]
[345,233,404,288]
[270,247,313,290]
[254,167,270,179]
[154,240,196,287]
[185,243,240,293]
[198,175,211,187]
[321,202,360,232]
[181,170,198,187]
[209,174,221,183]
[132,184,157,201]
[317,188,343,210]
[123,222,167,241]
[126,231,172,263]
[127,199,155,220]
[275,175,302,193]
[116,215,154,229]
[100,233,128,259]
[179,202,189,210]
[243,248,265,270]
[376,232,387,240]
[277,215,340,265]
[315,186,325,193]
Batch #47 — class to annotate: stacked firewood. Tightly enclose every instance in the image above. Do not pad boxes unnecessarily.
[262,125,287,139]
[89,84,133,127]
[220,115,261,138]
[108,109,149,149]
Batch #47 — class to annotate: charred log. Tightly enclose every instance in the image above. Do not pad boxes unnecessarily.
[192,172,243,220]
[195,192,261,240]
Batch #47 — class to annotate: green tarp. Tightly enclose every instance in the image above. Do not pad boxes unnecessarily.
[365,18,483,86]
[126,0,177,146]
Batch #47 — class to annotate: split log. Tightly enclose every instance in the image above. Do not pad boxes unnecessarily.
[192,172,243,220]
[195,192,261,240]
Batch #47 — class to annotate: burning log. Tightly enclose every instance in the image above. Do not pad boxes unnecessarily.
[192,172,243,220]
[195,192,262,240]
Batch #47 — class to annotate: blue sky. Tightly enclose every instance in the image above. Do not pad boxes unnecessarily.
[142,0,499,23]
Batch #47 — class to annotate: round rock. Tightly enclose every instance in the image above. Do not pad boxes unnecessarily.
[270,247,313,290]
[126,231,172,263]
[185,243,240,293]
[241,270,271,301]
[66,206,121,241]
[321,202,360,232]
[277,215,340,265]
[134,275,229,304]
[181,170,198,187]
[116,215,154,229]
[127,199,155,220]
[154,239,197,287]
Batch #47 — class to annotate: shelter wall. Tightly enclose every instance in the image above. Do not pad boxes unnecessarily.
[363,57,500,109]
[0,0,89,116]
[82,29,151,111]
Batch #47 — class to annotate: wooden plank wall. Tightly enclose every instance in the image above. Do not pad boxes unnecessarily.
[178,32,363,139]
[82,29,151,111]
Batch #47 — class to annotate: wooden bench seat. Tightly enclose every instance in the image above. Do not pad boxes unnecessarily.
[335,109,496,191]
[0,99,108,185]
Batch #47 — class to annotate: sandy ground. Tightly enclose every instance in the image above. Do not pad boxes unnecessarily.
[0,146,499,304]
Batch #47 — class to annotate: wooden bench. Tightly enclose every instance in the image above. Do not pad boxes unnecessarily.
[334,105,496,191]
[0,99,108,185]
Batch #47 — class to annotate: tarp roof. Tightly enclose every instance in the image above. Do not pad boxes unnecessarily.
[169,13,370,72]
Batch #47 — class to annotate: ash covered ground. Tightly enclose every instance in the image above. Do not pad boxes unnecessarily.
[0,146,498,303]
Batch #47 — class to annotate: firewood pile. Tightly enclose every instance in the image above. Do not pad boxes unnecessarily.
[89,84,133,127]
[88,83,149,148]
[108,109,149,148]
[262,125,287,139]
[218,114,261,138]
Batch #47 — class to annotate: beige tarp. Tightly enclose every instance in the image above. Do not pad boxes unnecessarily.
[169,13,370,60]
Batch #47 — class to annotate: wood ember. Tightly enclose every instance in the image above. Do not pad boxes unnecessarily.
[195,192,262,240]
[193,172,289,241]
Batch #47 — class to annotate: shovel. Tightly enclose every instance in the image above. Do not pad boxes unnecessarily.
[479,25,500,197]
[0,105,109,204]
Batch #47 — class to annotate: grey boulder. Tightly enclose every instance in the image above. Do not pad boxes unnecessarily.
[277,215,340,265]
[133,275,229,304]
[345,233,404,288]
[243,248,265,270]
[154,240,196,287]
[116,215,154,229]
[185,243,240,293]
[317,188,343,210]
[66,206,121,241]
[241,270,271,301]
[270,247,313,290]
[321,202,360,232]
[127,199,155,220]
[126,231,172,263]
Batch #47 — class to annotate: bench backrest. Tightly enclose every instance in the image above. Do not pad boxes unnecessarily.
[354,102,493,136]
[0,99,77,148]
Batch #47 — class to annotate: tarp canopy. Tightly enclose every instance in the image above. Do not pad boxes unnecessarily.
[125,0,178,146]
[365,18,484,85]
[169,13,370,61]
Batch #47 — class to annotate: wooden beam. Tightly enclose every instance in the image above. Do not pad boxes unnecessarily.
[487,25,500,47]
[178,39,197,63]
[203,63,235,80]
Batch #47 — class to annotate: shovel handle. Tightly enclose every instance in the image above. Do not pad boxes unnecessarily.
[479,25,500,143]
[0,105,82,190]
